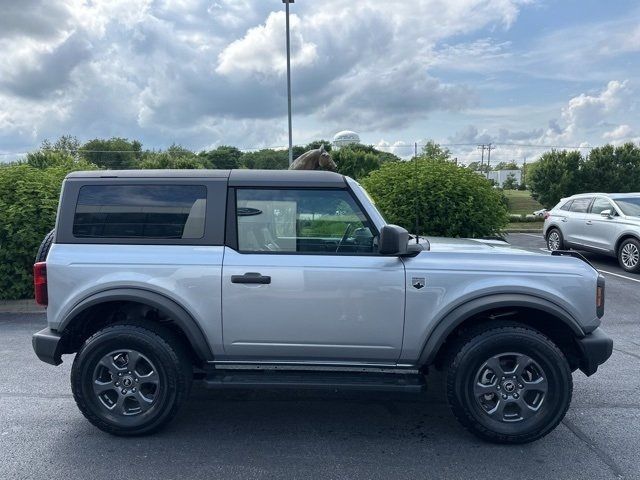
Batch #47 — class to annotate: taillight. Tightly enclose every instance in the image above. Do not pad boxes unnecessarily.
[543,211,550,219]
[33,262,48,306]
[596,274,605,318]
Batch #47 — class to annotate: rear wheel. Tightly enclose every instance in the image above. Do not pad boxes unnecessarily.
[617,238,640,273]
[546,228,564,251]
[71,323,192,436]
[446,324,572,444]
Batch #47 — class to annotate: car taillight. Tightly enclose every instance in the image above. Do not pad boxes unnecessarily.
[596,274,605,318]
[33,262,48,306]
[543,211,550,219]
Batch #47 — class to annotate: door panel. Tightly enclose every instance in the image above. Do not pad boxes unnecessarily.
[582,198,618,252]
[222,248,406,362]
[565,197,592,244]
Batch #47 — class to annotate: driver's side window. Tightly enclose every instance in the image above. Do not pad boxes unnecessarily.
[236,188,376,254]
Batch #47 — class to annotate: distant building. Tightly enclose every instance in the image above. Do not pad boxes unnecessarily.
[486,169,522,187]
[332,130,360,149]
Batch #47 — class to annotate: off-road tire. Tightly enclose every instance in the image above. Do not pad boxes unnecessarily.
[446,323,572,444]
[546,227,565,251]
[71,322,192,436]
[617,237,640,273]
[35,229,55,262]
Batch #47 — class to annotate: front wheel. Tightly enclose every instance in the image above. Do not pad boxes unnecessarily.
[71,323,192,436]
[446,324,572,444]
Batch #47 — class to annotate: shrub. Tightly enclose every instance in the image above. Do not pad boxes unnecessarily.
[361,159,509,237]
[0,158,97,299]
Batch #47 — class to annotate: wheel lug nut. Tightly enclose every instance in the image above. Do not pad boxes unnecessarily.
[132,388,136,393]
[135,378,139,382]
[118,373,122,377]
[115,382,119,387]
[496,385,500,390]
[502,394,508,399]
[513,393,519,399]
[122,389,127,394]
[518,384,523,389]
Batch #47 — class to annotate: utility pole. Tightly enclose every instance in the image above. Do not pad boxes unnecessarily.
[485,143,494,179]
[283,0,294,165]
[477,144,486,171]
[522,156,527,186]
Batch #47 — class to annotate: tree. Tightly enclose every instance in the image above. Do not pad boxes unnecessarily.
[527,150,584,207]
[41,135,81,158]
[139,152,204,169]
[329,144,400,179]
[80,137,142,169]
[581,143,640,193]
[199,145,243,169]
[493,161,518,170]
[240,149,289,169]
[420,140,451,162]
[467,161,490,173]
[361,158,509,237]
[502,173,519,190]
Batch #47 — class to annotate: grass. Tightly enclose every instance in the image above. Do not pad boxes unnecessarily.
[503,190,544,215]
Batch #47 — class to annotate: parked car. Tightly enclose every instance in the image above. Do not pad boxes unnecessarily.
[543,193,640,272]
[533,208,548,217]
[32,169,612,444]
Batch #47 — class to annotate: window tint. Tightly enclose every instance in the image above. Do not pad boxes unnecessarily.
[590,198,615,215]
[559,200,573,211]
[74,185,206,239]
[236,189,376,254]
[569,198,592,213]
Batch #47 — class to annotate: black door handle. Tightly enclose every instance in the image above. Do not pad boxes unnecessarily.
[231,272,271,284]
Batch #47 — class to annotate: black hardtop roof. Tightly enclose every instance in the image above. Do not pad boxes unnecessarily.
[65,169,347,188]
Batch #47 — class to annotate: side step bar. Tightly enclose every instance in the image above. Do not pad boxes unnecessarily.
[203,370,426,393]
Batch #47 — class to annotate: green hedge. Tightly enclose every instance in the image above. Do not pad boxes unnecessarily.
[508,214,544,223]
[361,159,509,237]
[0,158,96,299]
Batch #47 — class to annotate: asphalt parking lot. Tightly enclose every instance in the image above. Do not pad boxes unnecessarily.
[1,233,638,480]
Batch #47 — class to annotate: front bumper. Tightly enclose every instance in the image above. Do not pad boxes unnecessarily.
[32,328,64,366]
[576,327,613,376]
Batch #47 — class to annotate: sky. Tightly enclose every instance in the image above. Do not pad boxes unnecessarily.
[0,0,639,164]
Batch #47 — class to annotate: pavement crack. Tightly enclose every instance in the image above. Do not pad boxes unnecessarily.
[613,347,640,361]
[562,417,625,479]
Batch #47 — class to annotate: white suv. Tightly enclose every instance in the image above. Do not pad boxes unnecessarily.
[543,193,640,272]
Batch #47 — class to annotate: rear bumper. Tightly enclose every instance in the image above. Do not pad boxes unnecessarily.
[576,328,613,376]
[32,328,64,366]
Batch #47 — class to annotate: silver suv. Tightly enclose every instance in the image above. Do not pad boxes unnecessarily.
[543,193,640,272]
[32,169,612,443]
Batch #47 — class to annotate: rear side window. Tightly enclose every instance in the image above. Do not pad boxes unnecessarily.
[569,197,592,213]
[73,185,206,239]
[559,200,573,211]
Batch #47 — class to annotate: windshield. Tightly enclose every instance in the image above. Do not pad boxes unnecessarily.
[614,197,640,217]
[349,180,387,225]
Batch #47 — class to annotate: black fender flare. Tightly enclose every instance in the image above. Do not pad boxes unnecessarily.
[58,288,214,362]
[418,293,586,366]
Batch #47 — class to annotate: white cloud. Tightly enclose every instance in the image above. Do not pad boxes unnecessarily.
[216,12,318,77]
[603,124,634,141]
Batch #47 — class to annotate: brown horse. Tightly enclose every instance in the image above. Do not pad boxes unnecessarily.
[288,144,337,171]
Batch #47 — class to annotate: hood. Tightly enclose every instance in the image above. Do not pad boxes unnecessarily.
[413,236,546,256]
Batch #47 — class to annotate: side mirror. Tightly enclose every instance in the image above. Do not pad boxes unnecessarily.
[378,225,409,255]
[600,209,612,218]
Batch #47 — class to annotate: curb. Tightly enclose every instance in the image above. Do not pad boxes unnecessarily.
[504,230,543,234]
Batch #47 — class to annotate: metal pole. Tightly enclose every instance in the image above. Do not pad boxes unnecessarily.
[284,0,293,165]
[414,141,419,243]
[486,143,493,179]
